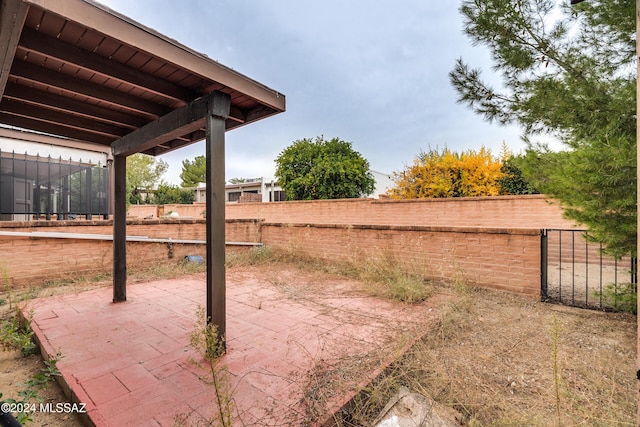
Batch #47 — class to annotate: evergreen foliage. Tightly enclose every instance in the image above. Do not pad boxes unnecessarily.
[275,136,375,200]
[498,155,538,195]
[154,184,195,205]
[126,153,168,205]
[449,0,636,257]
[180,155,207,187]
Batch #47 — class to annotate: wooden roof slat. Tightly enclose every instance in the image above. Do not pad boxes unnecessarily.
[19,27,196,105]
[228,106,246,124]
[1,0,285,151]
[3,84,145,129]
[245,105,278,123]
[0,111,114,144]
[10,59,169,118]
[145,137,193,156]
[0,98,128,139]
[23,0,285,112]
[86,33,122,58]
[22,3,42,29]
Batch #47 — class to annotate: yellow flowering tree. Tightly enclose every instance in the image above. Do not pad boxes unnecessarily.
[388,146,504,199]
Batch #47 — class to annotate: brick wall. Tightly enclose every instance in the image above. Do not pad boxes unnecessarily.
[127,203,207,219]
[0,218,261,286]
[3,195,579,295]
[262,223,541,295]
[128,195,576,229]
[223,195,578,228]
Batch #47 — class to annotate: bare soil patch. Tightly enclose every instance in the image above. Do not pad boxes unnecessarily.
[0,348,84,427]
[0,259,636,426]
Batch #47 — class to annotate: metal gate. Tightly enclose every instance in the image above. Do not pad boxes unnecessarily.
[0,150,109,221]
[541,229,637,311]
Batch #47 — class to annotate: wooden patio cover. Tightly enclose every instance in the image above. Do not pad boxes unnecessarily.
[0,0,285,339]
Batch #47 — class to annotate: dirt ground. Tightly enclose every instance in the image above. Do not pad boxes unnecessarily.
[380,285,636,426]
[546,260,635,310]
[0,261,637,426]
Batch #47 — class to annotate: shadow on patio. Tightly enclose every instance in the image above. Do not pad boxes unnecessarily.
[23,267,443,426]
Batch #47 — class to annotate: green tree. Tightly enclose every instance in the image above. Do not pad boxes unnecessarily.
[498,155,538,195]
[180,155,206,187]
[275,136,375,200]
[228,177,250,184]
[127,153,168,204]
[154,184,195,205]
[449,0,636,257]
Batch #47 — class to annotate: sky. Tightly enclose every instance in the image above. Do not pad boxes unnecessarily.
[98,0,535,186]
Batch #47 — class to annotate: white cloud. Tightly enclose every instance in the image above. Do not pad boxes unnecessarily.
[99,0,535,184]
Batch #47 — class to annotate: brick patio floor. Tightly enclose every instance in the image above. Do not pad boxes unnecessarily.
[23,270,440,426]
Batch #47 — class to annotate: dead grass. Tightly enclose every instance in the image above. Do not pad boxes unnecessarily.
[300,324,426,426]
[331,285,636,426]
[229,247,636,426]
[0,249,636,426]
[227,246,434,304]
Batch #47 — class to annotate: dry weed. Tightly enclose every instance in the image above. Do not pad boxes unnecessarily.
[229,246,433,304]
[348,287,636,426]
[229,247,635,425]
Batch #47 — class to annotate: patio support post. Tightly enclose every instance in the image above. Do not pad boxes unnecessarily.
[113,154,127,302]
[205,91,230,346]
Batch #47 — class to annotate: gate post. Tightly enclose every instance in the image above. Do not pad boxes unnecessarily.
[540,229,548,302]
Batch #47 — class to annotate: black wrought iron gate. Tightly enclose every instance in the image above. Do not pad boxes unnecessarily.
[541,229,637,311]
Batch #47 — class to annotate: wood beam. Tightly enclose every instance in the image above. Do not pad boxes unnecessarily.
[206,91,230,346]
[0,0,28,98]
[19,27,196,104]
[228,105,246,124]
[245,104,279,124]
[111,91,227,157]
[10,60,168,118]
[143,135,199,156]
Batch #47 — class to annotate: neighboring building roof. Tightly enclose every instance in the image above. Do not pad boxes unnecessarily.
[0,0,286,157]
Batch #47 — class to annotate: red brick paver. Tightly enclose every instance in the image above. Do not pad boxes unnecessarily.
[24,271,439,426]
